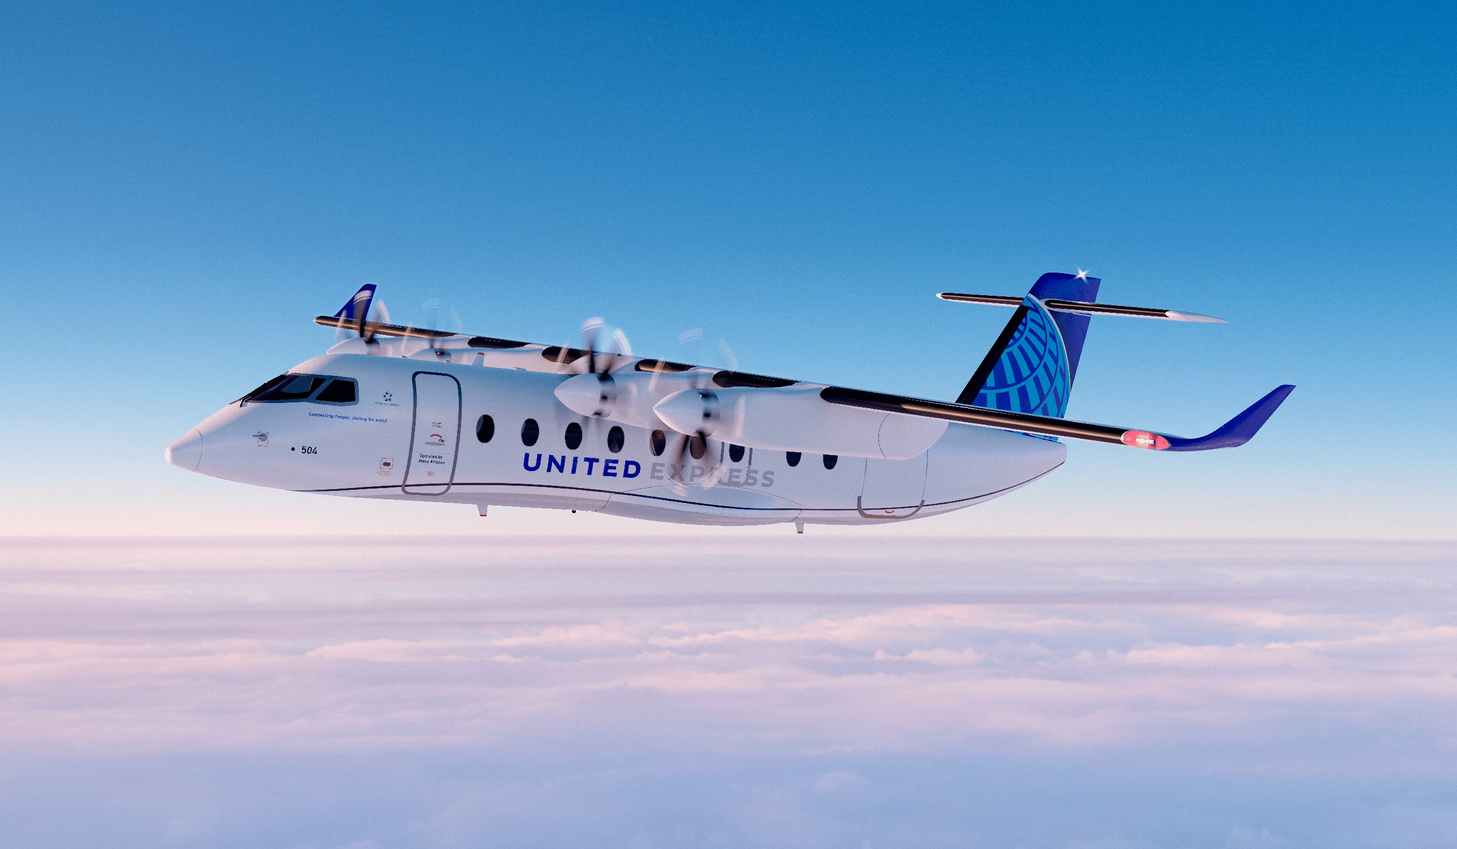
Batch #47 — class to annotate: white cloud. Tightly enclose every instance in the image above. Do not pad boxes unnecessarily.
[2,537,1456,845]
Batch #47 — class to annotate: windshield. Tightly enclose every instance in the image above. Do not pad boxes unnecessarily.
[240,373,358,406]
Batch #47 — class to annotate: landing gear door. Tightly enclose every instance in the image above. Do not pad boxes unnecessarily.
[403,372,461,495]
[859,454,927,519]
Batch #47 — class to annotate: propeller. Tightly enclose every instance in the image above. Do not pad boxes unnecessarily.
[333,291,392,344]
[549,318,636,454]
[577,317,633,376]
[656,326,744,493]
[662,369,725,494]
[417,298,463,358]
[667,396,723,493]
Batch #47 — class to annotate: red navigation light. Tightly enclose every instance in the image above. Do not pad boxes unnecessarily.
[1121,430,1170,450]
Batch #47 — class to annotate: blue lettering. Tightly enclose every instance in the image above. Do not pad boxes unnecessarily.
[583,457,600,475]
[523,452,542,471]
[603,459,618,477]
[760,470,774,487]
[547,455,566,473]
[571,456,579,474]
[624,460,641,479]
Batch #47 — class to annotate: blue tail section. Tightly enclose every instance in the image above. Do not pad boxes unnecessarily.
[1028,272,1099,385]
[334,284,377,323]
[956,272,1101,417]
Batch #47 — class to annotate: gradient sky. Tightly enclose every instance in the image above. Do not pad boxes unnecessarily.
[3,7,1457,845]
[1,0,1454,538]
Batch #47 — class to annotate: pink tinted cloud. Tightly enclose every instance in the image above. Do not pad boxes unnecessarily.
[0,537,1453,778]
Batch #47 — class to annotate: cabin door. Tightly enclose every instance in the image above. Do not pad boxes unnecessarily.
[403,372,462,495]
[859,454,927,518]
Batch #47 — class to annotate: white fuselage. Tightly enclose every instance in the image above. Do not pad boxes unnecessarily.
[170,352,1066,526]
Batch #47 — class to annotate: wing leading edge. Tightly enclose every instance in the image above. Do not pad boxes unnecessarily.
[821,384,1294,452]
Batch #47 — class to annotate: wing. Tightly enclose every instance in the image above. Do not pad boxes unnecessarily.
[821,384,1295,452]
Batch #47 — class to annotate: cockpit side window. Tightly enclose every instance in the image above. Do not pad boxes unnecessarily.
[314,379,357,404]
[238,375,288,403]
[241,373,359,406]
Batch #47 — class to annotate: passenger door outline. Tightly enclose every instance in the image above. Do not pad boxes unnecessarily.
[403,371,462,496]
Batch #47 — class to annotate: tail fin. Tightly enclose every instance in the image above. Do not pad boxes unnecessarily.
[956,272,1100,417]
[335,284,377,325]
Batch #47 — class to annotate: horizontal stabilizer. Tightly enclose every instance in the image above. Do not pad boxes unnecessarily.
[938,293,1226,323]
[820,384,1294,452]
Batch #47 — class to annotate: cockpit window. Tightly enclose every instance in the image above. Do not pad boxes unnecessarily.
[314,379,357,404]
[241,373,359,406]
[240,375,287,400]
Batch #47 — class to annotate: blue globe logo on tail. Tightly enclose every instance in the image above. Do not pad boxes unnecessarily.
[971,296,1071,417]
[956,272,1100,418]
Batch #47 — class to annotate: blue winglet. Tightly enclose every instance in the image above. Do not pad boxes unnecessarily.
[1161,385,1295,452]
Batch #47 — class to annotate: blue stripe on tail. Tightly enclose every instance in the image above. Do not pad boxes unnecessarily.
[1028,272,1100,385]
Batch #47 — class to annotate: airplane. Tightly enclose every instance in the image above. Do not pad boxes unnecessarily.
[165,272,1294,532]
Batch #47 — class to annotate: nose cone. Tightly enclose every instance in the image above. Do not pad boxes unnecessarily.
[654,388,718,436]
[165,429,203,471]
[554,373,616,418]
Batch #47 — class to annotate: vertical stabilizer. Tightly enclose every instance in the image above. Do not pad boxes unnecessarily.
[955,272,1101,417]
[335,284,377,326]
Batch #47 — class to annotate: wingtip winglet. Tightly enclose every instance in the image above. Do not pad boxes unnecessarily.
[1159,384,1295,452]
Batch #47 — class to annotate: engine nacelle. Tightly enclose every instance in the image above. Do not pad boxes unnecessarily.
[654,386,947,460]
[553,371,705,429]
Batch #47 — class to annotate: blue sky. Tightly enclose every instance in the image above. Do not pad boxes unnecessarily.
[1,0,1453,536]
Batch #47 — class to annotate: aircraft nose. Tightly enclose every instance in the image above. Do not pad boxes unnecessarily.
[166,429,203,471]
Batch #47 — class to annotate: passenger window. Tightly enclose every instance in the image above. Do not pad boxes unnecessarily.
[729,444,745,463]
[607,426,625,453]
[786,451,801,467]
[476,415,495,443]
[521,418,540,446]
[565,422,583,450]
[650,430,667,456]
[689,435,707,460]
[315,379,357,404]
[823,454,838,470]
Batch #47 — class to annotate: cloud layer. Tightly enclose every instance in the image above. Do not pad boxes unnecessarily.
[1,537,1454,847]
